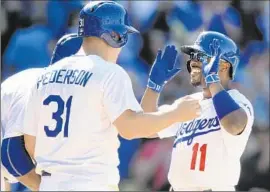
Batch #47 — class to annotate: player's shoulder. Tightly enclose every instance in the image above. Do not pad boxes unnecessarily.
[187,92,204,100]
[1,68,43,105]
[228,89,254,117]
[228,89,252,105]
[158,104,172,112]
[49,54,130,82]
[86,55,130,80]
[2,68,43,90]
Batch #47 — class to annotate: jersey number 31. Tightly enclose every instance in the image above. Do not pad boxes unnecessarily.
[43,95,73,137]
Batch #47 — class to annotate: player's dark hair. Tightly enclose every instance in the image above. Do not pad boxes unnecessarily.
[229,64,233,79]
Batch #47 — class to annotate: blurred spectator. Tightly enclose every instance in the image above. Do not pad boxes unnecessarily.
[118,137,141,180]
[1,5,7,35]
[167,0,242,47]
[2,1,83,79]
[2,24,53,78]
[119,1,160,33]
[124,138,174,191]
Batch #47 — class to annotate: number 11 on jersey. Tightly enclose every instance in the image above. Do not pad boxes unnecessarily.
[190,143,207,171]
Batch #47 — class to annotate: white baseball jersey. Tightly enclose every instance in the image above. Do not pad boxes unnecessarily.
[158,90,254,191]
[1,68,43,183]
[22,55,142,188]
[1,68,43,139]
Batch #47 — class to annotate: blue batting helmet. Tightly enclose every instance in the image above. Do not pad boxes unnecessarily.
[78,1,139,48]
[50,33,83,65]
[181,31,240,79]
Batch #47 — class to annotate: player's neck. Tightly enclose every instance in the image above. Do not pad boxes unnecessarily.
[202,88,212,99]
[82,39,118,63]
[202,82,229,99]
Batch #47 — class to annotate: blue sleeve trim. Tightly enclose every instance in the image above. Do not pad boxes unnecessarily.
[1,136,35,177]
[212,90,241,120]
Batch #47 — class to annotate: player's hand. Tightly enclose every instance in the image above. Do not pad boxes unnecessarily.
[202,39,222,86]
[173,96,201,122]
[148,45,181,93]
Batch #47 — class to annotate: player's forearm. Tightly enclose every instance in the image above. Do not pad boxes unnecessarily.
[125,111,177,139]
[209,83,247,135]
[115,109,177,140]
[140,88,160,112]
[4,180,11,192]
[17,168,41,191]
[23,134,36,159]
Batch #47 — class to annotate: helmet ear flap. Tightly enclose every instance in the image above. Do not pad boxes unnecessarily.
[100,32,128,48]
[187,60,191,73]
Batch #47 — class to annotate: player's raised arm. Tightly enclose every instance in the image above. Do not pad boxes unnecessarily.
[141,45,180,112]
[201,38,248,135]
[102,65,201,140]
[140,45,195,138]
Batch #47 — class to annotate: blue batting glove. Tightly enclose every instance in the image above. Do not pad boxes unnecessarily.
[202,39,222,87]
[147,45,181,93]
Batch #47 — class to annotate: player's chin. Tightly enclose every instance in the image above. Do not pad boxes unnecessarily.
[190,75,202,87]
[190,80,202,87]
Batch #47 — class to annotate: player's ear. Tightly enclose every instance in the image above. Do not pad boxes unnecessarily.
[219,61,230,73]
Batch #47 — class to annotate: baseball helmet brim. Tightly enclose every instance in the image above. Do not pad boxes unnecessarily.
[103,24,139,35]
[180,45,210,56]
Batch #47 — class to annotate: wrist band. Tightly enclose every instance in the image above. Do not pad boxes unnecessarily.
[212,90,240,120]
[147,79,163,93]
[205,74,220,87]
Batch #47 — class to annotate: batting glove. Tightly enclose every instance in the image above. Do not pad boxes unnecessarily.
[202,39,222,87]
[147,45,181,93]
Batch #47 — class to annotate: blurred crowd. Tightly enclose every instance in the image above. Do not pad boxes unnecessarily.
[1,0,269,191]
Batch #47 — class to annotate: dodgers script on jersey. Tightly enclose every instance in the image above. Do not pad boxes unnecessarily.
[1,68,43,183]
[158,90,254,191]
[22,55,142,190]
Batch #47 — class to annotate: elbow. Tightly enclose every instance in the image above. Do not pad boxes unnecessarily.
[221,109,248,135]
[23,134,36,159]
[118,131,137,140]
[117,126,138,140]
[226,124,244,135]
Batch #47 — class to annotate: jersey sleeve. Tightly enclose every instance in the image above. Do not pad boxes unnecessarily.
[21,86,39,136]
[102,67,142,123]
[157,105,179,139]
[221,91,254,156]
[5,92,29,137]
[1,85,32,138]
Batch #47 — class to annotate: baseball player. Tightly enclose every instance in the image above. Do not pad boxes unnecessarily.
[143,31,254,191]
[1,33,82,191]
[50,33,83,65]
[21,1,200,191]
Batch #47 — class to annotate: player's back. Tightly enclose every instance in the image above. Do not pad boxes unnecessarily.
[1,68,43,138]
[29,55,124,186]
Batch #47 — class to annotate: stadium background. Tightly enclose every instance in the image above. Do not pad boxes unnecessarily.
[1,0,269,191]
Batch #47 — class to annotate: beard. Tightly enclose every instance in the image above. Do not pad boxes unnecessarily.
[190,72,203,87]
